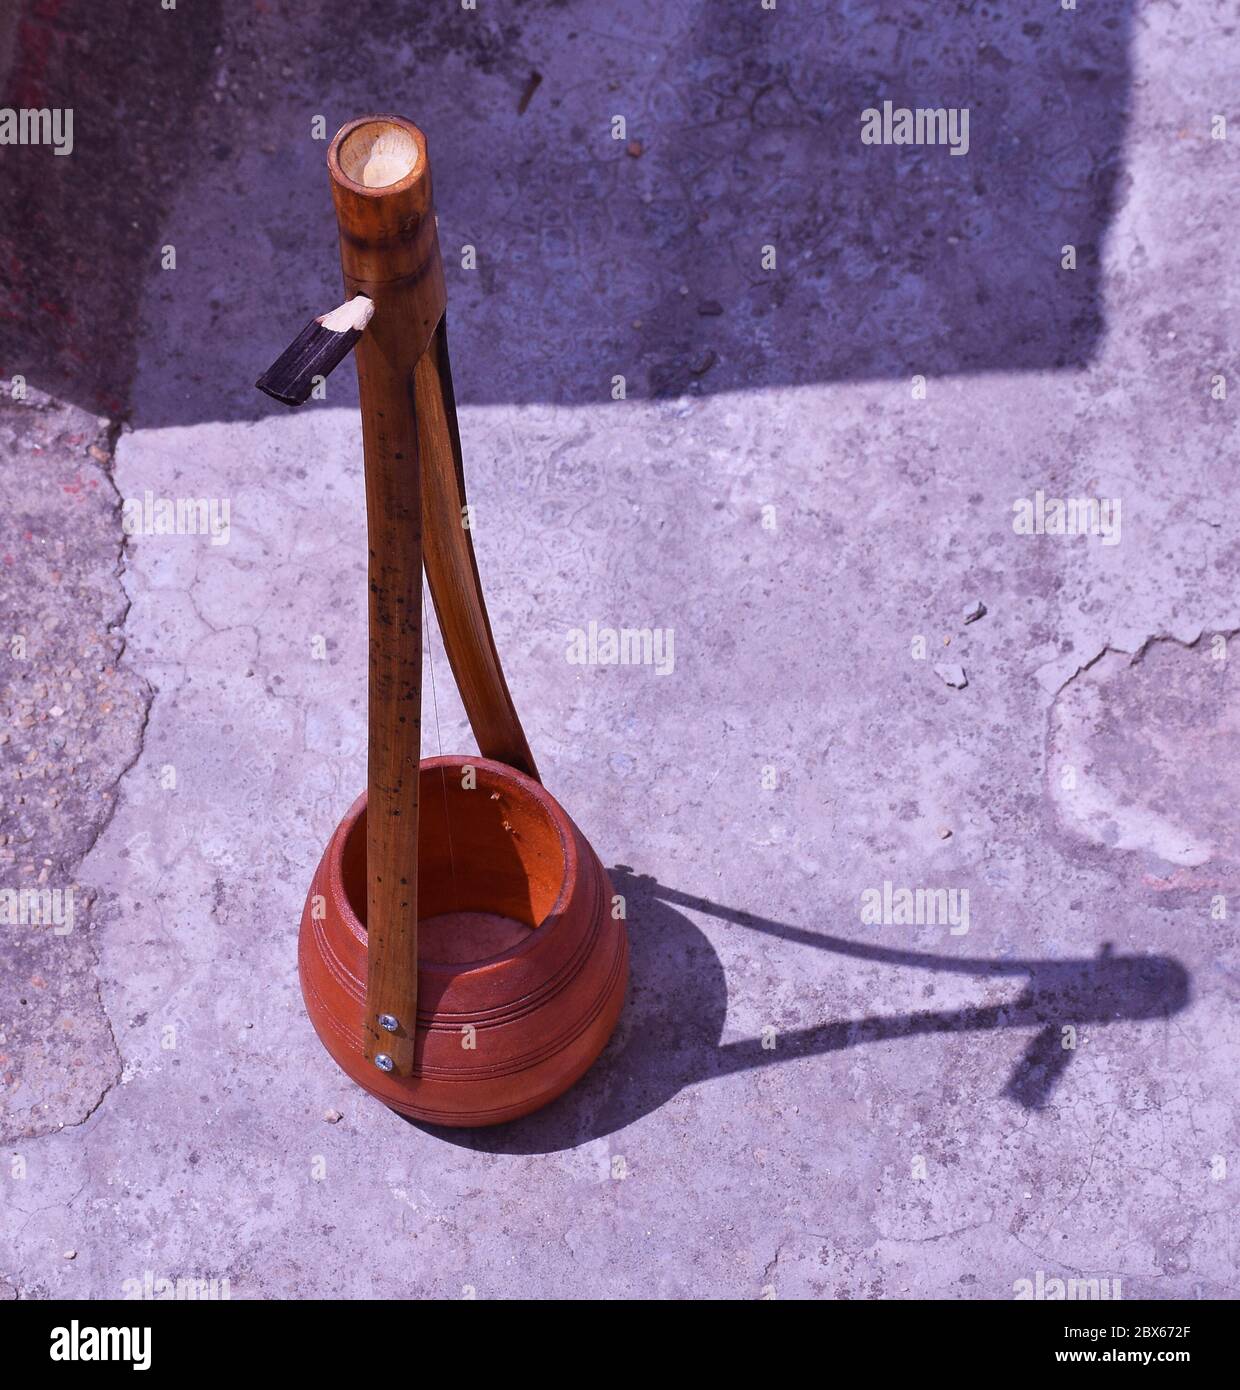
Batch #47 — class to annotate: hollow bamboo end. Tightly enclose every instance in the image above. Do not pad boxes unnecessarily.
[327,115,444,330]
[338,119,421,188]
[328,114,429,200]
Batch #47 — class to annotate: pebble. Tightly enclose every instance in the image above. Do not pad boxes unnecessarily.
[934,663,968,689]
[62,1250,76,1260]
[626,139,643,158]
[938,827,953,839]
[324,1109,343,1124]
[963,599,987,624]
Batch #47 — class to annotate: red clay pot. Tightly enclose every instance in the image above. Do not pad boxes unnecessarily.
[298,756,628,1126]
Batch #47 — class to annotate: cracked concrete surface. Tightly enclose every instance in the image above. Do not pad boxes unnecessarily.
[0,394,148,1145]
[2,0,1238,1299]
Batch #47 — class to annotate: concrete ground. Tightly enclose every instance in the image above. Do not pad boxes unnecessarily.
[1,0,1238,1299]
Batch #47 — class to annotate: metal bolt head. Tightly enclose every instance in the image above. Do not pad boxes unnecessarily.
[374,1053,394,1073]
[378,1014,399,1033]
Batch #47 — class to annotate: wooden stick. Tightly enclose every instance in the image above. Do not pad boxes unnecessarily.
[357,342,422,1075]
[326,115,540,1073]
[329,117,446,1076]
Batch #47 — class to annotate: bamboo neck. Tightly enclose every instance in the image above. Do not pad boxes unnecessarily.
[327,115,539,1074]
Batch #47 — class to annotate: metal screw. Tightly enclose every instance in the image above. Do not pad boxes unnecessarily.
[378,1014,399,1032]
[374,1053,394,1073]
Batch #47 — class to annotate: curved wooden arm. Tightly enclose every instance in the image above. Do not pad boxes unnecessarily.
[415,316,539,783]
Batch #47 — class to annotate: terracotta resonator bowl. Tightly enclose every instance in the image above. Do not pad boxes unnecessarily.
[299,756,628,1127]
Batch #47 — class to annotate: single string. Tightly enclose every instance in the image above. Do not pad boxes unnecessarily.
[424,579,460,913]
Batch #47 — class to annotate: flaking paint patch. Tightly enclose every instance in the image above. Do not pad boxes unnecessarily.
[1047,638,1239,869]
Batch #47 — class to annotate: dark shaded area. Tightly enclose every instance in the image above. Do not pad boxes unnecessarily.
[623,0,1134,400]
[0,0,1134,424]
[0,0,224,418]
[431,869,1189,1153]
